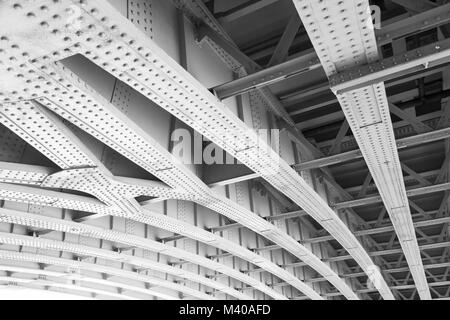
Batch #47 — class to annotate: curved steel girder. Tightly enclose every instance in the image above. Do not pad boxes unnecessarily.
[293,0,429,299]
[0,265,176,300]
[0,232,229,300]
[0,250,208,300]
[0,276,137,300]
[0,93,290,298]
[0,55,325,298]
[0,205,283,300]
[0,0,369,299]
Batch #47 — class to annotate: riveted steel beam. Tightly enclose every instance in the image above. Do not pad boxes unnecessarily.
[212,51,321,100]
[211,3,450,101]
[334,182,450,210]
[330,39,450,95]
[0,0,374,299]
[294,118,450,171]
[294,0,430,299]
[281,241,450,266]
[0,234,212,300]
[304,215,450,244]
[0,207,275,300]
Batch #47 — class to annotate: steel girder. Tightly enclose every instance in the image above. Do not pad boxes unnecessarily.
[174,0,296,125]
[261,240,450,265]
[0,184,287,300]
[0,232,222,300]
[285,261,450,288]
[293,0,433,299]
[173,0,393,299]
[330,39,450,95]
[0,250,206,300]
[187,1,450,300]
[0,267,175,300]
[211,3,450,101]
[240,213,450,256]
[0,208,261,299]
[0,0,385,299]
[0,87,314,298]
[304,216,450,245]
[285,66,447,122]
[335,182,450,210]
[295,127,450,171]
[0,160,320,300]
[0,5,321,300]
[211,50,321,100]
[0,273,152,300]
[209,170,448,235]
[389,0,438,14]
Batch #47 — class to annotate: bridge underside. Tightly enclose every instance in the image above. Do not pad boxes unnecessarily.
[0,0,449,300]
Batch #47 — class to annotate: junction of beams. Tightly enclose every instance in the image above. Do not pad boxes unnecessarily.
[210,3,450,100]
[0,0,450,301]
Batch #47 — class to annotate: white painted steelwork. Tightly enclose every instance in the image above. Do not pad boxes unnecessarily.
[0,0,367,299]
[0,97,310,300]
[0,250,209,299]
[0,265,178,300]
[0,206,284,300]
[293,0,430,299]
[0,275,139,300]
[0,232,224,300]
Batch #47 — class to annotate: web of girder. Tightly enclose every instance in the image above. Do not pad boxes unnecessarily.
[0,0,406,300]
